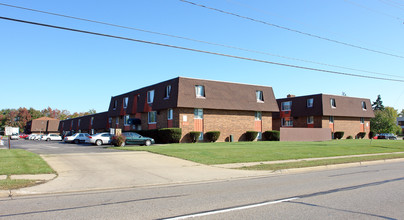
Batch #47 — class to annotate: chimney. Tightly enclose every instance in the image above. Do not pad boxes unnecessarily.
[287,94,295,98]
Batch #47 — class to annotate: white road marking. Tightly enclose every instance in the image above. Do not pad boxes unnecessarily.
[164,197,299,220]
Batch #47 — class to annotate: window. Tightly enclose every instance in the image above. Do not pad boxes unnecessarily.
[281,118,293,127]
[165,85,171,99]
[256,90,264,102]
[91,117,94,125]
[307,98,313,108]
[116,117,119,125]
[307,116,314,124]
[109,117,112,124]
[168,109,173,120]
[329,116,334,123]
[255,111,262,121]
[281,101,292,111]
[78,119,81,126]
[198,132,204,141]
[362,101,367,110]
[257,132,262,140]
[195,85,205,98]
[194,108,203,119]
[123,97,128,109]
[124,115,130,125]
[71,121,73,127]
[148,111,157,124]
[331,98,336,108]
[147,90,154,104]
[113,100,117,110]
[360,117,364,124]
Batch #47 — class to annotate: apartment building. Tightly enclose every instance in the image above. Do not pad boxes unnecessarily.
[273,94,375,139]
[59,112,108,135]
[25,117,60,134]
[106,77,279,142]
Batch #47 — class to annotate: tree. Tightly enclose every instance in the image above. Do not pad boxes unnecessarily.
[399,109,404,117]
[370,107,401,134]
[372,95,385,110]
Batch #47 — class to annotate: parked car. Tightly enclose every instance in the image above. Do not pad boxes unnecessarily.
[64,133,90,144]
[10,133,20,140]
[113,132,155,147]
[378,133,397,140]
[19,134,29,139]
[34,135,43,140]
[86,132,112,146]
[41,134,62,141]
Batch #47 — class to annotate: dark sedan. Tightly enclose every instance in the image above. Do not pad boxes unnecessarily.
[116,132,155,146]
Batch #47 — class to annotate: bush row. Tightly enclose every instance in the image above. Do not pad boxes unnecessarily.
[136,128,182,144]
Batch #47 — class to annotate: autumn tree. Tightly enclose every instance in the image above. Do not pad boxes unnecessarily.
[370,107,401,134]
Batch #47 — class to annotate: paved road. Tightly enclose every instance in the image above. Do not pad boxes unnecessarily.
[0,161,403,219]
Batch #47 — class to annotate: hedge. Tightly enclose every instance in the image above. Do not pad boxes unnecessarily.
[245,131,258,141]
[334,131,344,140]
[368,131,376,139]
[189,131,202,143]
[263,130,280,141]
[137,128,182,144]
[205,131,220,142]
[357,132,366,139]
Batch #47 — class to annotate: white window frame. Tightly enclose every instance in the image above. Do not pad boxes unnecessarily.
[255,111,262,121]
[165,85,171,99]
[147,90,155,104]
[195,85,205,98]
[362,101,367,110]
[124,115,130,126]
[360,117,364,124]
[281,101,292,111]
[194,108,203,119]
[307,98,313,108]
[281,118,293,127]
[123,97,128,109]
[331,98,336,108]
[307,116,314,124]
[256,90,264,102]
[148,111,157,124]
[168,108,173,120]
[329,116,334,124]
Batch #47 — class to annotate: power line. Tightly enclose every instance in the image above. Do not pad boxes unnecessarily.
[378,0,404,11]
[344,0,404,21]
[1,16,403,83]
[0,2,401,79]
[179,0,404,59]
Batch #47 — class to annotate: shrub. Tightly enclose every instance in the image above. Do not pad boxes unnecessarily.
[334,131,344,140]
[368,131,376,139]
[159,128,182,143]
[205,131,220,142]
[137,129,160,143]
[112,135,126,147]
[357,132,366,139]
[263,130,280,141]
[347,135,353,139]
[189,131,202,143]
[245,131,259,141]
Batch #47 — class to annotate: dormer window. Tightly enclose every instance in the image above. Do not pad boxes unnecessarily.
[165,85,171,99]
[307,98,313,108]
[330,98,336,108]
[123,97,128,109]
[281,101,292,111]
[195,85,205,98]
[113,100,117,110]
[256,90,264,102]
[361,101,367,110]
[147,90,154,104]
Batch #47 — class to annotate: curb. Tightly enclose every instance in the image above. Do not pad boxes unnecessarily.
[0,175,7,180]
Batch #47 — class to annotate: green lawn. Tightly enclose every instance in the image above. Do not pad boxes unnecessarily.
[0,149,55,175]
[115,139,404,165]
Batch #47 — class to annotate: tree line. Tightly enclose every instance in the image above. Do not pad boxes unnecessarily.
[0,107,96,132]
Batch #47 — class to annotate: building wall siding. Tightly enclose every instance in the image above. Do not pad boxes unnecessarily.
[322,116,371,139]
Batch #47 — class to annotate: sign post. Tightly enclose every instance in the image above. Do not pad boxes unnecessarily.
[5,127,12,150]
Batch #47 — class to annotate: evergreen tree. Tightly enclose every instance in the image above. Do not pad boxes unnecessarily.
[372,95,385,110]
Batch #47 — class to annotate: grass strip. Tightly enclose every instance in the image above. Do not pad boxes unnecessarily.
[240,153,404,171]
[113,140,404,165]
[0,179,41,190]
[0,149,55,175]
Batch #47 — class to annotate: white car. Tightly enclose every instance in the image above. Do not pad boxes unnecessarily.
[64,133,90,144]
[28,134,38,140]
[86,132,112,146]
[34,135,43,140]
[10,133,20,140]
[41,134,62,141]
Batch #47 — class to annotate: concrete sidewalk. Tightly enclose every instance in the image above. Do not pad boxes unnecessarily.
[9,151,273,196]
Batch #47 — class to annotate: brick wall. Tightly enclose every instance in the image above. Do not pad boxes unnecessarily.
[322,116,371,139]
[178,108,273,142]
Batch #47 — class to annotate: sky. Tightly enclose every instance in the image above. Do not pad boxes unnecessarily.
[1,0,403,114]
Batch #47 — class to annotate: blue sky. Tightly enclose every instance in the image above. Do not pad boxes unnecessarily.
[1,0,403,114]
